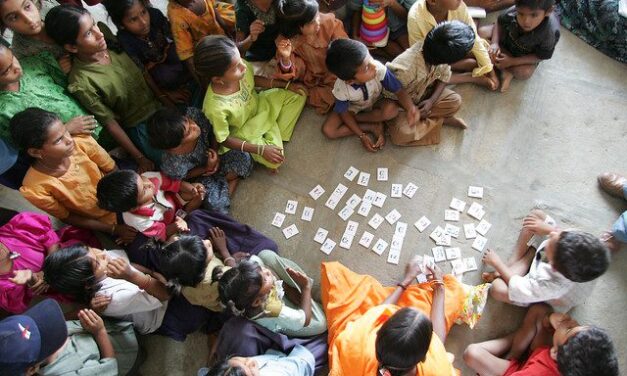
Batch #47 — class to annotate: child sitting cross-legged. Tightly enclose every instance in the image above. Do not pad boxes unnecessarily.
[322,38,417,152]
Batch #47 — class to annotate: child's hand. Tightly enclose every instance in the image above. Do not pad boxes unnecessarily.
[9,270,33,286]
[494,53,513,69]
[261,145,285,164]
[232,251,250,262]
[113,224,138,245]
[203,149,220,176]
[417,99,434,120]
[106,257,133,281]
[522,215,554,236]
[425,264,444,281]
[276,37,293,62]
[403,255,423,282]
[65,115,98,135]
[481,248,501,267]
[489,43,500,59]
[192,183,206,198]
[174,216,190,233]
[406,104,418,126]
[165,88,192,104]
[369,0,394,8]
[249,20,265,42]
[78,309,106,335]
[286,267,312,290]
[90,294,112,313]
[208,227,228,254]
[287,82,308,96]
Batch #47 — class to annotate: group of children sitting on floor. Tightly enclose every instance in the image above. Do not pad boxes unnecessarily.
[0,0,619,375]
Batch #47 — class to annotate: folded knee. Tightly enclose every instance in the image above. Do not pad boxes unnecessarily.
[321,124,339,139]
[463,344,482,365]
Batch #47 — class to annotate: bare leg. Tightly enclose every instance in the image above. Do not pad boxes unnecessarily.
[511,64,537,80]
[381,40,404,59]
[226,175,240,195]
[464,334,515,376]
[478,24,494,40]
[396,33,409,50]
[321,112,385,142]
[355,99,399,123]
[450,58,479,72]
[449,72,499,90]
[500,69,514,92]
[443,116,468,129]
[507,304,552,359]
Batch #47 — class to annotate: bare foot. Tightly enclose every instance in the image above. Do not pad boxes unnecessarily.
[500,70,514,92]
[443,116,468,129]
[267,168,279,175]
[227,177,240,195]
[600,231,621,253]
[476,75,498,91]
[372,122,386,150]
[481,271,501,283]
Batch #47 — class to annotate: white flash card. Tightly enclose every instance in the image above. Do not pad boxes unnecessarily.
[368,213,385,229]
[325,196,339,210]
[430,226,445,243]
[339,234,354,249]
[390,234,404,250]
[464,223,477,239]
[373,192,387,208]
[320,238,336,255]
[359,231,375,248]
[357,201,372,217]
[377,168,388,181]
[475,219,492,236]
[391,184,403,198]
[344,166,359,181]
[395,221,408,236]
[331,183,349,200]
[472,235,488,252]
[385,209,402,224]
[313,228,328,244]
[444,223,460,238]
[416,273,428,284]
[372,238,388,255]
[338,206,354,221]
[444,210,460,221]
[468,186,484,198]
[357,172,370,186]
[363,189,377,203]
[450,198,466,212]
[451,259,466,275]
[387,248,401,264]
[436,234,452,246]
[403,183,418,198]
[282,224,299,239]
[309,185,325,200]
[445,247,461,260]
[414,216,431,232]
[346,194,362,209]
[345,221,359,236]
[432,246,446,262]
[285,200,298,215]
[301,207,314,222]
[467,202,485,220]
[271,212,286,228]
[423,255,435,270]
[464,257,478,271]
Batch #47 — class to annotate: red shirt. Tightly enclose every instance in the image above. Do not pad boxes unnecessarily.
[504,347,560,376]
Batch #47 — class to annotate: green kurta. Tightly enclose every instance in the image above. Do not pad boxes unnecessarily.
[202,61,305,168]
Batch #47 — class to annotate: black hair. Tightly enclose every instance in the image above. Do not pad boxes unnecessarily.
[557,327,619,376]
[203,359,247,376]
[214,260,263,316]
[96,170,140,212]
[43,243,101,304]
[422,20,475,66]
[9,107,60,151]
[552,231,610,282]
[375,308,433,376]
[0,0,42,33]
[325,38,368,81]
[102,0,150,29]
[194,35,238,82]
[146,236,208,293]
[515,0,555,11]
[147,108,187,150]
[276,0,318,38]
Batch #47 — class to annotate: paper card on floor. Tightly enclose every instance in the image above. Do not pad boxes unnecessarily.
[282,224,299,239]
[346,194,362,209]
[472,235,488,252]
[464,257,478,271]
[309,185,325,200]
[391,184,403,198]
[357,172,370,186]
[464,223,477,239]
[359,231,375,248]
[339,234,354,249]
[403,182,418,198]
[415,216,431,232]
[475,219,492,236]
[416,273,428,284]
[432,246,446,262]
[395,222,408,236]
[357,201,372,217]
[373,192,387,208]
[467,202,485,220]
[338,206,354,221]
[430,226,445,243]
[285,200,298,215]
[344,166,359,181]
[444,223,460,238]
[450,198,466,212]
[446,247,461,260]
[363,189,377,203]
[377,168,388,181]
[444,209,460,221]
[372,238,388,255]
[313,228,328,244]
[385,209,402,224]
[387,248,401,264]
[325,196,339,210]
[368,213,385,229]
[390,234,404,250]
[301,207,314,222]
[345,221,359,236]
[271,212,286,228]
[468,186,484,198]
[331,183,349,200]
[436,234,452,246]
[451,259,466,274]
[320,238,336,255]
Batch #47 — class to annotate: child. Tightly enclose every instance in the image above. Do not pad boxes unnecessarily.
[481,209,610,311]
[214,250,327,337]
[103,0,196,107]
[322,38,417,152]
[195,35,306,171]
[274,0,348,114]
[235,0,280,77]
[598,172,626,252]
[96,169,208,240]
[464,304,619,376]
[478,0,560,92]
[199,345,315,376]
[45,4,163,172]
[147,107,253,213]
[407,0,498,90]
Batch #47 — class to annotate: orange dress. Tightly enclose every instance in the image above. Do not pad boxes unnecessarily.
[274,12,347,114]
[321,262,466,376]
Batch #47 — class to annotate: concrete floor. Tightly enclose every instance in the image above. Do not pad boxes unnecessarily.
[1,1,626,375]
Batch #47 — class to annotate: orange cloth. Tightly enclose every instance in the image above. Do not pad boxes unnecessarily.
[20,136,116,224]
[321,262,465,376]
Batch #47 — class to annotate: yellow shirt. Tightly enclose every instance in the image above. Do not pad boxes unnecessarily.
[182,257,230,312]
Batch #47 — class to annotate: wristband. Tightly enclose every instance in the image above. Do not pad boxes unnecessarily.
[397,282,408,290]
[223,256,235,264]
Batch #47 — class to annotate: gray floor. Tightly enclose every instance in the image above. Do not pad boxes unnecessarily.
[1,2,626,375]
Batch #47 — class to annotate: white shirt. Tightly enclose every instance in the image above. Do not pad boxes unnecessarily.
[332,60,388,113]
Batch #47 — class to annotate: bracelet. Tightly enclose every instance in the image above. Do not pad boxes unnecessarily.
[279,59,292,71]
[138,273,151,290]
[358,132,367,139]
[111,224,116,235]
[240,141,246,152]
[397,282,408,290]
[260,144,265,157]
[270,78,274,88]
[430,279,445,287]
[284,80,291,90]
[223,256,235,264]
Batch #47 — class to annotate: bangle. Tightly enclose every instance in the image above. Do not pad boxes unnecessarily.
[111,224,116,235]
[270,78,274,88]
[430,279,445,287]
[257,144,262,155]
[397,282,408,290]
[358,132,366,139]
[240,141,246,152]
[280,59,292,71]
[223,256,235,264]
[158,94,167,98]
[284,80,291,90]
[260,144,265,157]
[138,273,151,290]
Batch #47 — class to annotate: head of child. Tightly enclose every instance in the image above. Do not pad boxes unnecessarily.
[9,108,75,161]
[548,313,619,376]
[426,0,462,12]
[147,108,202,153]
[542,229,610,283]
[0,0,43,36]
[103,0,151,38]
[43,243,106,304]
[326,39,377,85]
[194,35,246,88]
[277,0,320,38]
[96,170,157,213]
[375,307,433,376]
[204,357,261,376]
[0,44,23,88]
[422,21,475,66]
[514,0,555,33]
[214,260,274,317]
[45,5,107,57]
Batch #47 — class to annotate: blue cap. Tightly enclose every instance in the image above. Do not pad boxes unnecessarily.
[0,299,68,376]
